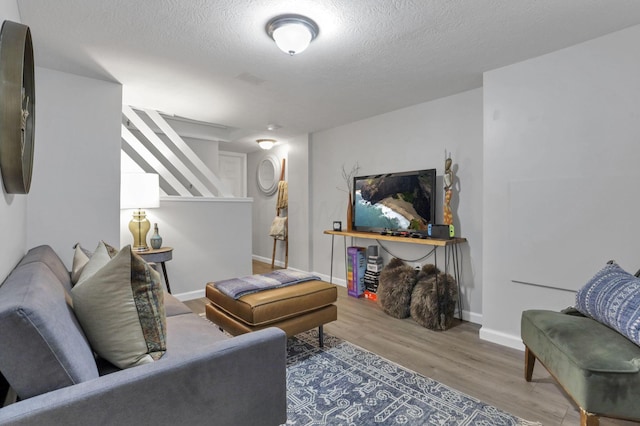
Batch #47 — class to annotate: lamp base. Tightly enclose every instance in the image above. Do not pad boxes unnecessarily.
[129,209,151,252]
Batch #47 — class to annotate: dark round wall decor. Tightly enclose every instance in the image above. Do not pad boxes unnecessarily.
[0,21,35,194]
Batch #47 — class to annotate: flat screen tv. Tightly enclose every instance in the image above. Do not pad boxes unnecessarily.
[352,169,436,232]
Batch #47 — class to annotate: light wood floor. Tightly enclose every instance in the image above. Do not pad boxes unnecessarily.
[184,260,638,426]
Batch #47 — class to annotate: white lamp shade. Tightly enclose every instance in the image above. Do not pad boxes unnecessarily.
[272,23,313,55]
[121,173,160,209]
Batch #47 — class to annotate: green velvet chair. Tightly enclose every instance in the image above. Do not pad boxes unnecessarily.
[521,309,640,426]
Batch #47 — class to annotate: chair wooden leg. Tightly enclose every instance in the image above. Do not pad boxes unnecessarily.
[318,325,324,348]
[580,409,599,426]
[524,346,536,381]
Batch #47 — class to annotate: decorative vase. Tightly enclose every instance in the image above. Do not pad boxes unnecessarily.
[346,193,353,231]
[150,223,163,249]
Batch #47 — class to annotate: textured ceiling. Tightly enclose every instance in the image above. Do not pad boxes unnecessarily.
[16,0,640,152]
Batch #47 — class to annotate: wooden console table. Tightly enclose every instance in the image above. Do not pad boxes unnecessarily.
[324,230,467,318]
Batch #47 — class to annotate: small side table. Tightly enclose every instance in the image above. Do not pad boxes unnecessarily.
[137,247,174,294]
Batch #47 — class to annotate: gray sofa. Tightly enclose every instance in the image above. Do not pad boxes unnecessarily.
[0,245,287,425]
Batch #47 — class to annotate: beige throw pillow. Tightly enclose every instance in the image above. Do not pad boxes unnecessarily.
[71,241,120,285]
[71,243,91,285]
[75,241,112,285]
[71,245,167,369]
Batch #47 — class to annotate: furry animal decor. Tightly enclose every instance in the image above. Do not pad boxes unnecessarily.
[377,258,418,319]
[410,264,458,330]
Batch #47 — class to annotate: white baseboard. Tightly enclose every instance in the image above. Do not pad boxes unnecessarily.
[173,288,205,301]
[311,271,346,287]
[479,326,525,351]
[459,311,483,325]
[252,254,286,268]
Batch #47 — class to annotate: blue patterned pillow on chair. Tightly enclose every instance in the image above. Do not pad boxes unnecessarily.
[575,261,640,346]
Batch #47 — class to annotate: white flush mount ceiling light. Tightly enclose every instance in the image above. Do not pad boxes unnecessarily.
[257,138,276,150]
[266,14,319,55]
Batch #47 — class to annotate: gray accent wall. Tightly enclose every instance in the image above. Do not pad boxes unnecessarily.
[481,24,640,349]
[309,89,484,324]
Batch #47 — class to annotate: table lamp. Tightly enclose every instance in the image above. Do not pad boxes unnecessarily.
[121,173,160,252]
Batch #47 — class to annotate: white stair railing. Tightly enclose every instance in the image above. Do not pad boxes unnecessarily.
[121,124,192,196]
[121,106,232,197]
[145,109,231,197]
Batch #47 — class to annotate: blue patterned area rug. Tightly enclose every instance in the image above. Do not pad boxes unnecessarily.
[285,330,540,426]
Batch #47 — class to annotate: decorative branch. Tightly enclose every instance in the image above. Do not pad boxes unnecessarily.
[336,162,360,194]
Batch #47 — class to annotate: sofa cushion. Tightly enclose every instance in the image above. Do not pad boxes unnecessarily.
[162,313,229,359]
[94,297,212,376]
[0,262,99,399]
[164,292,194,317]
[575,262,640,346]
[17,245,72,293]
[71,245,167,369]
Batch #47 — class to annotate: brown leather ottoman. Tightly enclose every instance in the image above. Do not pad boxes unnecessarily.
[205,280,337,346]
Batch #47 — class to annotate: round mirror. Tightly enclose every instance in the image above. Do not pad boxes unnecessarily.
[257,155,280,195]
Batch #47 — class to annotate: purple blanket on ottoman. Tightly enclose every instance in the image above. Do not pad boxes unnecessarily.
[214,269,320,299]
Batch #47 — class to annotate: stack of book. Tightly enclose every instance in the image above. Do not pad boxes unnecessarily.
[346,246,366,297]
[364,254,383,301]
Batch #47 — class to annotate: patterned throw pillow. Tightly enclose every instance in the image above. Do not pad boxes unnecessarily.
[71,245,167,369]
[575,262,640,346]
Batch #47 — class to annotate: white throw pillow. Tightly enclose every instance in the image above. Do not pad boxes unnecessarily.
[71,243,91,285]
[75,241,112,285]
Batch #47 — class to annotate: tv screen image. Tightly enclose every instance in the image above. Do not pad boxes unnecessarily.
[352,169,436,232]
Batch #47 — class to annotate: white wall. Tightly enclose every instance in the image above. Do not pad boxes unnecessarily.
[120,197,253,299]
[184,137,219,175]
[27,68,122,268]
[248,144,289,266]
[287,134,311,271]
[0,4,27,282]
[482,24,640,349]
[248,135,311,272]
[1,0,19,22]
[310,89,484,322]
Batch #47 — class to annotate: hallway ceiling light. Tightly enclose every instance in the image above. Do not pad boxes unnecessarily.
[266,14,319,56]
[257,139,276,150]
